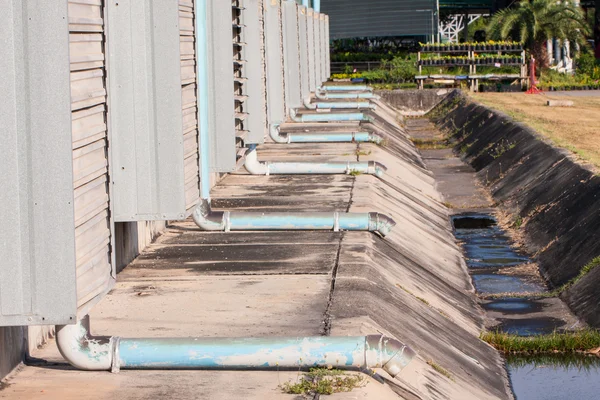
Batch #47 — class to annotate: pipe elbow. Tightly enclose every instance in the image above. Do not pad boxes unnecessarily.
[192,199,227,231]
[289,109,301,122]
[303,98,316,109]
[365,335,416,378]
[244,147,269,175]
[367,161,387,178]
[56,316,114,371]
[363,115,375,123]
[369,133,384,144]
[369,212,396,236]
[269,124,289,144]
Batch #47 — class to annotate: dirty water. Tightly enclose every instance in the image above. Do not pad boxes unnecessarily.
[507,354,600,400]
[451,213,599,399]
[451,214,541,294]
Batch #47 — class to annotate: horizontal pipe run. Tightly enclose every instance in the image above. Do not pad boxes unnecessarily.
[56,317,416,377]
[316,92,381,100]
[193,199,396,236]
[304,98,376,110]
[290,109,373,123]
[244,145,386,177]
[320,85,373,92]
[270,124,382,144]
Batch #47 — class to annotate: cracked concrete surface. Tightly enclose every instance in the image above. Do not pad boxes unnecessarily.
[0,103,511,399]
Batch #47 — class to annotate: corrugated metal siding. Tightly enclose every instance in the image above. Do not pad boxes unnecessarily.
[282,1,301,109]
[264,0,286,125]
[314,12,322,85]
[320,14,327,81]
[179,0,201,212]
[107,0,186,222]
[0,0,78,326]
[242,0,268,144]
[325,15,330,78]
[306,8,316,92]
[207,0,236,172]
[68,0,115,315]
[321,0,438,39]
[298,6,310,102]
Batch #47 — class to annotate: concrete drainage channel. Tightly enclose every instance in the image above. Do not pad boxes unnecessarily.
[404,116,600,400]
[451,213,600,400]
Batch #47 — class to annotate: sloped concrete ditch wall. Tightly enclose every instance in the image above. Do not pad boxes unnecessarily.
[431,91,600,328]
[376,89,453,116]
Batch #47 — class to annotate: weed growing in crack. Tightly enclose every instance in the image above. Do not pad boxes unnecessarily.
[427,360,454,381]
[280,368,366,395]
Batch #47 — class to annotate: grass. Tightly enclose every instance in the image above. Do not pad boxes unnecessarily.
[410,138,454,150]
[355,149,372,156]
[348,169,362,176]
[280,368,365,395]
[512,215,523,229]
[469,92,600,170]
[481,329,600,354]
[427,360,454,381]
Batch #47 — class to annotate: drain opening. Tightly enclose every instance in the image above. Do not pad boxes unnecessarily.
[452,214,496,229]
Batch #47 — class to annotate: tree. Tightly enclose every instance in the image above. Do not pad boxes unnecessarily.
[487,0,590,69]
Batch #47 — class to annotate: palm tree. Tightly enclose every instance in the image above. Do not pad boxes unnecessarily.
[594,0,600,60]
[487,0,590,69]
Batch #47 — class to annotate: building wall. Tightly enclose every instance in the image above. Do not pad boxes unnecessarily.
[321,0,438,39]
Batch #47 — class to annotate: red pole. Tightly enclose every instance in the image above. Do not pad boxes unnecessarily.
[526,55,542,94]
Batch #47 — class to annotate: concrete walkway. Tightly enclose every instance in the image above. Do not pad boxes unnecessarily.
[1,105,511,399]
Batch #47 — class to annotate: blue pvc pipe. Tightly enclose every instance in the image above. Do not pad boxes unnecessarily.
[196,0,211,199]
[321,85,372,92]
[313,0,320,12]
[314,102,373,109]
[119,337,368,369]
[302,0,310,8]
[293,112,373,123]
[228,212,370,230]
[288,132,381,144]
[317,92,379,100]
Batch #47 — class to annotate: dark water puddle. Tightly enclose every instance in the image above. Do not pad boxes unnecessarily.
[452,214,540,294]
[453,215,529,269]
[495,317,566,336]
[507,355,600,400]
[483,298,545,314]
[471,274,545,295]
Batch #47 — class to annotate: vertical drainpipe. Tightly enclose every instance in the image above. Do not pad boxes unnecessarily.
[313,0,320,12]
[197,0,211,201]
[302,0,310,8]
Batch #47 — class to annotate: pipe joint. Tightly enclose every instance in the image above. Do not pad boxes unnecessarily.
[366,161,387,178]
[365,335,416,378]
[56,316,115,371]
[369,212,396,237]
[192,199,226,231]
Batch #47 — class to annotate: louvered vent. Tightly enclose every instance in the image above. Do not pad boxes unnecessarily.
[179,0,201,211]
[68,0,114,313]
